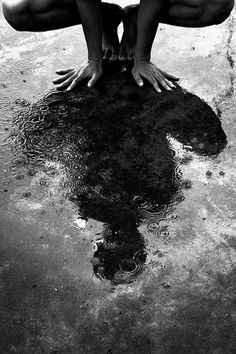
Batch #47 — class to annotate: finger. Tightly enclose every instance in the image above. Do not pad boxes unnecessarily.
[55,68,74,75]
[145,75,162,93]
[88,73,100,88]
[165,79,177,89]
[132,70,144,87]
[160,70,179,81]
[66,72,87,91]
[151,79,161,93]
[56,73,77,90]
[52,71,75,84]
[156,75,172,91]
[66,78,79,91]
[158,74,176,90]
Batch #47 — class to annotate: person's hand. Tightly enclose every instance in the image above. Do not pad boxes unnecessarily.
[132,60,179,93]
[53,59,103,91]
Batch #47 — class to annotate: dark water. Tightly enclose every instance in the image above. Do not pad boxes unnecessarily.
[1,62,227,284]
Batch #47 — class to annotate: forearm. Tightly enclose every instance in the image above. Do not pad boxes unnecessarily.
[135,0,165,60]
[75,0,102,62]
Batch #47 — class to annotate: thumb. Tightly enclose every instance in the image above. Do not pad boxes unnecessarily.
[88,73,101,88]
[132,69,144,87]
[88,75,97,88]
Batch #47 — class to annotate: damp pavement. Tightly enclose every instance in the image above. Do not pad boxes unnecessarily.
[1,2,236,353]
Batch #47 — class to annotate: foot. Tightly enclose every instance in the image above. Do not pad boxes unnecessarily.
[102,3,124,61]
[119,5,138,61]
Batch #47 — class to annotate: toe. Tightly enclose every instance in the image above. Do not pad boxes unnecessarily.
[119,47,127,61]
[127,50,134,61]
[119,55,127,61]
[109,51,118,61]
[103,49,111,60]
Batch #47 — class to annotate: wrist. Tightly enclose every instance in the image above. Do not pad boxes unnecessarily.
[134,49,151,62]
[134,56,150,63]
[88,56,103,65]
[134,55,151,64]
[87,43,103,63]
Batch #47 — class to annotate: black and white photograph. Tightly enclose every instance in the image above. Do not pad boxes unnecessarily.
[0,0,236,353]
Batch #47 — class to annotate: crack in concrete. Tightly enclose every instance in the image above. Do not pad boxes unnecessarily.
[213,14,235,113]
[226,15,235,97]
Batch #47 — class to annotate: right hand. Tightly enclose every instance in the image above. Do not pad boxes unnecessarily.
[53,59,103,91]
[132,60,179,93]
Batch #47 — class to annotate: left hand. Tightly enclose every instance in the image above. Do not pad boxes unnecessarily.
[52,60,103,91]
[132,60,179,93]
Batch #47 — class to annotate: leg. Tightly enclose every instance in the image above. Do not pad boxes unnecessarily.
[2,0,80,31]
[2,0,123,60]
[162,0,235,27]
[119,5,138,61]
[119,0,234,60]
[102,3,124,61]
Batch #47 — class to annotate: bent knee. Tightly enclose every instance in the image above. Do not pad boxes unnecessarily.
[2,0,32,31]
[203,0,235,26]
[215,0,234,24]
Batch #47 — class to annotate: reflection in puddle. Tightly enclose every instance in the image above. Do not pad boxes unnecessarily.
[92,225,146,284]
[2,63,227,284]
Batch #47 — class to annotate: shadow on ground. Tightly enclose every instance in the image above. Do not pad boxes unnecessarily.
[9,62,226,284]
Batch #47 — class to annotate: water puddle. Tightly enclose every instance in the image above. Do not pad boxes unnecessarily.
[0,65,227,284]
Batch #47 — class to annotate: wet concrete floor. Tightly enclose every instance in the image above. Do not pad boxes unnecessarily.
[1,2,236,353]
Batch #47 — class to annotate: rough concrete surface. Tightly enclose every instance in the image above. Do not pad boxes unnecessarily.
[0,1,236,353]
